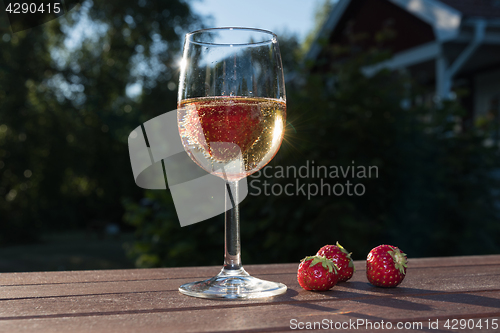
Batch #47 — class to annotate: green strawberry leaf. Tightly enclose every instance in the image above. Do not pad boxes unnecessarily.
[348,259,356,272]
[336,241,348,255]
[303,255,338,274]
[336,241,353,260]
[337,241,355,272]
[388,248,408,275]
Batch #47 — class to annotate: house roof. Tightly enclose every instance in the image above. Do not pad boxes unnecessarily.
[303,0,500,101]
[305,0,463,61]
[439,0,500,19]
[308,0,500,63]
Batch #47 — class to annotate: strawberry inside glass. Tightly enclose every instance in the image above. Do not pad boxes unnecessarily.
[183,97,264,161]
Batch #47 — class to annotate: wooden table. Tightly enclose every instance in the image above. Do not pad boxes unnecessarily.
[1,255,499,332]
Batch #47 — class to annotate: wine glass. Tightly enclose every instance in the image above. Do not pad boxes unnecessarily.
[177,27,287,299]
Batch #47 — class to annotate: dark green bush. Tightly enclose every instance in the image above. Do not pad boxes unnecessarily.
[124,51,500,267]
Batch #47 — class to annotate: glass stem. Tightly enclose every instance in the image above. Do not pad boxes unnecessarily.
[224,180,241,270]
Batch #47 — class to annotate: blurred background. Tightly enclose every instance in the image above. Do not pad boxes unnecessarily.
[0,0,499,272]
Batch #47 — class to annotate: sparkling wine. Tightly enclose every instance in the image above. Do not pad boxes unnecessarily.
[178,96,286,180]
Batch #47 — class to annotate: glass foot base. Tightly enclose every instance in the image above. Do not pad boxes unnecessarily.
[179,267,287,299]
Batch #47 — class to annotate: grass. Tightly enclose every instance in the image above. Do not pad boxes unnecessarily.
[0,231,136,272]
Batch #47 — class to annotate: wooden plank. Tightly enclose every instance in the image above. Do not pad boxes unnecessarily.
[0,264,295,287]
[0,261,497,316]
[1,255,498,286]
[0,255,498,332]
[0,290,499,333]
[1,285,499,322]
[0,258,498,301]
[0,267,223,287]
[399,254,500,268]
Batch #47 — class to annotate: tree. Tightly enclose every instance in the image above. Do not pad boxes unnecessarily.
[0,0,204,244]
[302,0,336,56]
[124,44,500,267]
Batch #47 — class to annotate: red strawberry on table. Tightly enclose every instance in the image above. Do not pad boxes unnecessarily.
[366,244,407,287]
[316,241,355,282]
[297,255,339,291]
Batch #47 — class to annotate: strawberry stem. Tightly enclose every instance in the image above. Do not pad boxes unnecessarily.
[302,255,338,274]
[388,248,408,275]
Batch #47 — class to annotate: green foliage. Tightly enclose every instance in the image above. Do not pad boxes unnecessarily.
[124,192,224,268]
[2,0,498,266]
[302,0,336,56]
[0,0,203,244]
[124,48,500,267]
[276,33,302,74]
[0,29,56,243]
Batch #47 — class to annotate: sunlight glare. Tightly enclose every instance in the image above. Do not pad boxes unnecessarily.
[178,57,188,71]
[272,115,284,148]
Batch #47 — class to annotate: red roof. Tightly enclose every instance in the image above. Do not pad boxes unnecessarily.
[439,0,500,18]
